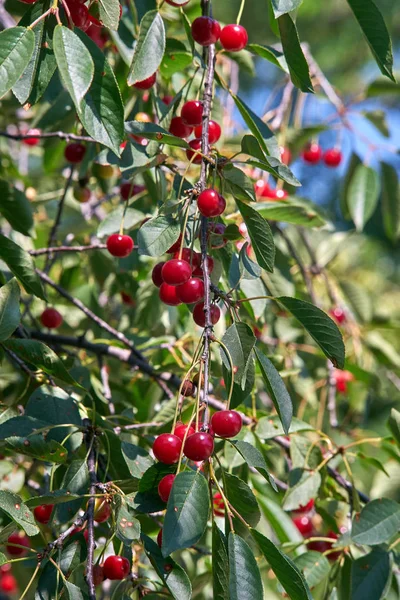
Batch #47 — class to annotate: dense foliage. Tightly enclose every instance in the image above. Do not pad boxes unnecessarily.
[0,0,399,598]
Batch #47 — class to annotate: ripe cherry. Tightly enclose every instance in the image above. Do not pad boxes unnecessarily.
[180,381,196,398]
[211,410,242,438]
[92,564,105,586]
[0,574,18,593]
[106,234,134,257]
[194,120,221,143]
[176,278,204,304]
[41,308,63,329]
[34,504,54,524]
[197,189,226,217]
[158,474,175,502]
[334,369,354,394]
[192,255,215,278]
[69,1,90,30]
[159,283,182,306]
[184,432,214,461]
[6,532,30,557]
[86,23,108,48]
[191,16,221,46]
[173,248,200,268]
[169,116,193,139]
[166,234,183,254]
[293,499,315,514]
[133,73,157,89]
[174,421,196,440]
[162,95,173,105]
[324,148,342,167]
[22,128,41,146]
[162,259,192,286]
[103,555,130,580]
[121,292,135,306]
[186,138,202,164]
[64,142,86,163]
[120,181,144,200]
[93,497,111,523]
[70,526,89,542]
[220,24,248,52]
[181,101,203,127]
[302,143,322,164]
[329,307,346,324]
[193,302,220,327]
[152,262,165,287]
[157,529,163,547]
[293,515,314,537]
[213,492,225,517]
[153,433,182,464]
[74,186,91,203]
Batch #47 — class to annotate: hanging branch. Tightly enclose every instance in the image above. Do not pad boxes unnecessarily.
[0,130,96,143]
[29,244,107,256]
[44,166,74,272]
[83,420,97,600]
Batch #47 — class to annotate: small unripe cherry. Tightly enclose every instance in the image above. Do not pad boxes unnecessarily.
[194,120,221,144]
[158,474,175,502]
[174,421,196,440]
[181,101,203,127]
[193,302,221,327]
[152,262,165,287]
[93,497,111,523]
[302,143,322,164]
[162,259,192,286]
[159,283,182,306]
[34,504,54,524]
[92,564,105,586]
[169,116,193,139]
[186,138,202,164]
[103,555,130,580]
[6,532,30,557]
[153,433,182,464]
[197,189,226,217]
[92,163,114,179]
[176,278,205,304]
[73,186,91,203]
[220,24,248,52]
[106,234,134,257]
[133,73,157,89]
[184,432,214,461]
[64,142,86,164]
[191,16,221,46]
[41,308,63,329]
[324,148,342,167]
[211,410,242,438]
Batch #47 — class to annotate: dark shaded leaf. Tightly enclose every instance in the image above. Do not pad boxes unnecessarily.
[220,322,256,389]
[277,14,313,93]
[237,201,275,272]
[143,534,192,600]
[347,164,380,231]
[212,524,229,600]
[0,278,20,342]
[381,162,400,243]
[230,440,277,490]
[0,490,39,536]
[0,179,34,236]
[351,549,391,600]
[229,533,263,600]
[0,234,45,299]
[351,498,400,545]
[225,472,261,527]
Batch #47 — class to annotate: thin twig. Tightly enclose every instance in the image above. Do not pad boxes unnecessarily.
[0,130,96,143]
[29,244,107,256]
[84,420,97,600]
[44,166,74,272]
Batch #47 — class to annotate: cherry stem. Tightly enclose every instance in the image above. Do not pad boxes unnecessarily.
[236,0,246,25]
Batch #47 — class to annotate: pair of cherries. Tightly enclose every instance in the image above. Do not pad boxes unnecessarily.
[302,143,342,167]
[191,17,248,52]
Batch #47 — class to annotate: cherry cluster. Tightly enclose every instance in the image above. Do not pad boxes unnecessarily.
[291,499,342,559]
[302,143,342,167]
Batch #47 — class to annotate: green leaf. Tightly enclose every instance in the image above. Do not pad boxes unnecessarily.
[121,442,154,478]
[128,10,165,85]
[162,470,209,556]
[277,14,313,93]
[212,524,229,600]
[26,491,81,508]
[362,110,389,137]
[125,121,189,148]
[0,415,47,440]
[294,551,330,589]
[97,206,144,238]
[222,164,256,203]
[241,135,300,187]
[366,78,400,97]
[64,581,86,600]
[346,0,394,81]
[271,0,303,18]
[247,44,288,72]
[254,348,292,433]
[98,0,120,30]
[381,162,400,243]
[237,201,275,272]
[256,199,326,228]
[0,279,20,342]
[143,534,192,600]
[351,498,400,545]
[0,27,35,99]
[4,340,81,387]
[251,530,313,600]
[230,93,280,158]
[228,533,264,600]
[138,215,181,257]
[388,408,400,447]
[283,469,321,511]
[230,440,277,490]
[0,179,34,236]
[53,25,94,106]
[0,490,39,536]
[256,415,313,439]
[340,280,372,323]
[0,234,45,300]
[54,459,89,525]
[225,472,261,527]
[160,38,192,79]
[351,549,391,600]
[257,496,304,551]
[347,164,380,231]
[277,296,345,368]
[7,436,68,464]
[220,322,256,389]
[115,502,141,544]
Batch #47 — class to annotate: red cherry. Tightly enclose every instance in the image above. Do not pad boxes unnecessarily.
[159,283,182,306]
[329,307,346,324]
[152,262,166,287]
[191,16,221,46]
[22,128,41,146]
[173,248,200,268]
[174,422,196,440]
[334,369,354,394]
[6,532,30,557]
[324,148,342,167]
[162,259,192,286]
[239,222,247,236]
[176,278,204,304]
[197,189,226,217]
[69,1,90,31]
[181,101,203,127]
[92,564,105,586]
[162,95,173,105]
[293,515,314,537]
[133,73,157,89]
[158,474,176,502]
[70,526,89,542]
[153,433,182,464]
[211,410,242,438]
[220,24,248,52]
[208,222,227,248]
[169,117,193,139]
[34,504,54,524]
[192,255,214,278]
[106,234,134,257]
[103,555,130,580]
[93,497,111,523]
[121,292,135,306]
[0,574,18,593]
[308,539,331,552]
[293,499,315,514]
[157,529,163,547]
[64,142,86,163]
[280,146,291,165]
[184,432,214,461]
[86,24,108,48]
[120,181,145,200]
[193,302,220,327]
[302,143,322,164]
[213,492,225,517]
[186,138,202,164]
[194,120,221,144]
[166,234,183,254]
[41,308,63,329]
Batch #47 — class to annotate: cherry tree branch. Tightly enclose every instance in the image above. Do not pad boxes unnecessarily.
[44,166,74,272]
[0,130,96,143]
[83,420,97,600]
[29,244,107,256]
